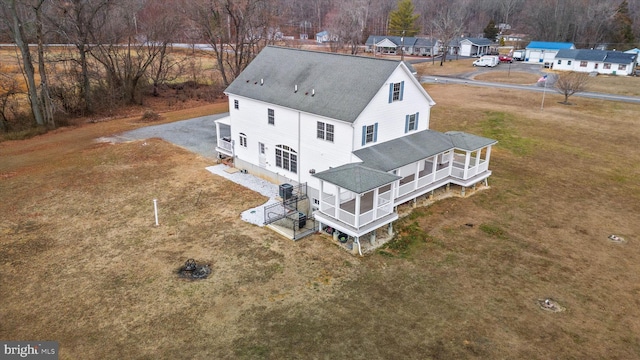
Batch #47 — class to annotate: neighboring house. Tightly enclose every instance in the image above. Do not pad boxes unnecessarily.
[215,46,496,244]
[315,30,337,43]
[554,49,637,76]
[459,37,492,57]
[624,48,640,66]
[365,35,440,57]
[524,41,575,64]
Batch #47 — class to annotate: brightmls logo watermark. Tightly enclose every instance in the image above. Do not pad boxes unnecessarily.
[1,342,58,359]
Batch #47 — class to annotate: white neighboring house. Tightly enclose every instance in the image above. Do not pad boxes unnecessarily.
[215,46,496,242]
[624,48,640,67]
[554,49,637,75]
[459,38,492,57]
[524,41,575,64]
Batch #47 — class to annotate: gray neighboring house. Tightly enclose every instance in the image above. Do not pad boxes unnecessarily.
[365,35,440,57]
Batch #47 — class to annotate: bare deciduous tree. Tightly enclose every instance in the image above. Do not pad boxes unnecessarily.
[555,72,590,104]
[49,0,112,114]
[1,0,47,126]
[189,0,276,87]
[431,0,469,65]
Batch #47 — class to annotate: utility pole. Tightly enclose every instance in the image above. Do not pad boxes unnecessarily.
[401,30,405,62]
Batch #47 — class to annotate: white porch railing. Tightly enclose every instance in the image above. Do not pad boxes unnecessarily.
[318,189,394,228]
[318,154,491,230]
[217,138,232,153]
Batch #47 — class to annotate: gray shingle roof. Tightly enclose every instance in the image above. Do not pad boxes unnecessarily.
[313,163,401,194]
[225,46,402,123]
[445,131,497,151]
[555,49,636,64]
[461,37,492,46]
[353,130,456,172]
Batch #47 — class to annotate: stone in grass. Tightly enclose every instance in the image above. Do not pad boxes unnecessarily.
[608,234,625,243]
[537,298,564,312]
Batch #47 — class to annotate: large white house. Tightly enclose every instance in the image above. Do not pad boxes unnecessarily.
[215,46,496,245]
[554,49,637,76]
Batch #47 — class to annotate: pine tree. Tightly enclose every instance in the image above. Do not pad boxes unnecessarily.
[483,19,499,41]
[388,0,420,36]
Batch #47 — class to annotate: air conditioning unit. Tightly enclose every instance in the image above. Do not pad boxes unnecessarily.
[279,183,293,200]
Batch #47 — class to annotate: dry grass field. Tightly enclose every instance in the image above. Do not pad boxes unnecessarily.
[1,56,640,359]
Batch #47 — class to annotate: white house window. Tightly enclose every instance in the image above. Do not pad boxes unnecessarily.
[259,142,265,154]
[234,99,239,109]
[317,121,334,142]
[239,133,247,147]
[618,64,627,70]
[568,60,572,65]
[268,108,275,125]
[362,123,378,145]
[388,81,404,102]
[405,112,419,133]
[580,61,587,67]
[275,145,297,173]
[604,63,612,69]
[594,63,599,69]
[366,125,375,143]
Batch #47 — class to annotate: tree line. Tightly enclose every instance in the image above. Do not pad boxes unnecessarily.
[1,0,639,132]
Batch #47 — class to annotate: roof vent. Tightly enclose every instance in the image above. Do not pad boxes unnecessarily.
[294,84,298,93]
[312,89,315,97]
[260,78,264,86]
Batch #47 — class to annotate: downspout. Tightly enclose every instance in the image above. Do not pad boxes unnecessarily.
[298,111,301,185]
[355,237,363,256]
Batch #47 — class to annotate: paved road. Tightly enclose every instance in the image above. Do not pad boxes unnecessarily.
[420,64,640,104]
[114,113,230,159]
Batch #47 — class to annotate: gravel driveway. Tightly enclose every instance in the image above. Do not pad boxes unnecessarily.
[112,113,230,159]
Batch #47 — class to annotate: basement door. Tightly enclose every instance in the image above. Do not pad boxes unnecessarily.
[258,142,266,167]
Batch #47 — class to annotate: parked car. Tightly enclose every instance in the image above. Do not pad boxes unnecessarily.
[498,55,513,63]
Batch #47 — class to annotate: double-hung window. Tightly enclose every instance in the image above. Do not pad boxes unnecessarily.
[388,81,404,102]
[239,133,247,147]
[317,121,334,142]
[405,112,419,133]
[268,108,275,125]
[362,123,378,145]
[234,100,239,110]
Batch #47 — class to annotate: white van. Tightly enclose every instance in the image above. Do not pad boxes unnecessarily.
[472,55,499,67]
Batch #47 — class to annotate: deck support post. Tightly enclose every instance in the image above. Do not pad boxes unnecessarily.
[461,187,466,196]
[370,231,376,245]
[388,222,394,236]
[430,190,434,200]
[412,198,417,208]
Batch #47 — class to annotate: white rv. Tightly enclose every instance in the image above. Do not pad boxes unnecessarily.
[472,55,499,67]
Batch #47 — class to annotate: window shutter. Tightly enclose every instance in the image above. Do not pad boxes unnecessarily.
[362,125,366,146]
[399,81,405,101]
[404,115,409,133]
[373,123,378,142]
[388,83,393,103]
[415,112,419,129]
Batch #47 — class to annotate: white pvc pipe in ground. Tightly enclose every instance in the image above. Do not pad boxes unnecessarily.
[153,199,159,226]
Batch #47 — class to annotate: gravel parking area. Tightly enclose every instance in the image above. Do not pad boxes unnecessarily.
[111,113,230,159]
